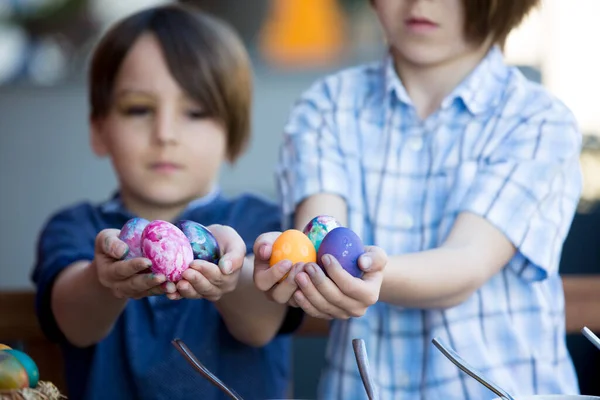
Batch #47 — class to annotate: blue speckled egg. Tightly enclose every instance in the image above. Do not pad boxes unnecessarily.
[317,227,365,278]
[175,220,221,264]
[119,217,150,259]
[302,215,341,252]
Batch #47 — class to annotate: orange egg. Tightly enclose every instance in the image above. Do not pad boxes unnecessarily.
[270,230,317,278]
[0,344,11,351]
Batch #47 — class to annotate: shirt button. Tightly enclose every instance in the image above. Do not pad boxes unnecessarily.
[398,213,414,229]
[407,136,423,151]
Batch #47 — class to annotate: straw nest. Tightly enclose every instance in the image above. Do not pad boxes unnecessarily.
[0,382,66,400]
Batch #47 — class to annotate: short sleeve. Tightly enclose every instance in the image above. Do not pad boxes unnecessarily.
[459,105,583,282]
[276,79,349,230]
[31,204,97,342]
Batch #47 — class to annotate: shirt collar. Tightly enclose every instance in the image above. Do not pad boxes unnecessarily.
[100,185,222,217]
[384,45,509,115]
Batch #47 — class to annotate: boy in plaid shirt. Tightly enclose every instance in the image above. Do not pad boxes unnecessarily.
[257,0,583,398]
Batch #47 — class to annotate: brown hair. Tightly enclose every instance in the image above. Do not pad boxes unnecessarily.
[88,3,252,161]
[370,0,540,46]
[464,0,541,46]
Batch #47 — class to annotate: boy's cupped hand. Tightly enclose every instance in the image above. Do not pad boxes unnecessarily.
[253,231,305,306]
[172,224,246,302]
[253,231,388,319]
[292,246,387,320]
[94,229,173,300]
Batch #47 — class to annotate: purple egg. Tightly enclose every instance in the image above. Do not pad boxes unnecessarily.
[175,220,221,264]
[118,218,150,259]
[317,227,365,278]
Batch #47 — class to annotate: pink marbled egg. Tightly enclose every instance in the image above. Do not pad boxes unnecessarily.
[141,220,194,282]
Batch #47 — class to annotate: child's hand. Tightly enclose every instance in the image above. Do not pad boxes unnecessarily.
[94,229,173,300]
[253,232,305,305]
[292,246,388,320]
[173,225,246,302]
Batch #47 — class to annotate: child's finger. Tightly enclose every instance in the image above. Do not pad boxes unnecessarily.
[293,290,333,320]
[359,246,388,272]
[288,297,299,308]
[110,258,152,280]
[114,272,165,297]
[254,259,293,291]
[161,281,177,294]
[269,263,304,304]
[294,270,351,318]
[146,286,165,297]
[166,292,182,301]
[303,262,367,315]
[252,232,281,263]
[179,270,214,297]
[322,254,380,307]
[188,260,223,285]
[176,278,203,299]
[96,229,128,259]
[204,225,245,274]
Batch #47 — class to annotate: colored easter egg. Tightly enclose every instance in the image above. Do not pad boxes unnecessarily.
[3,349,39,388]
[0,352,29,389]
[302,215,342,252]
[118,217,150,259]
[270,230,317,281]
[141,220,194,282]
[175,220,221,264]
[0,344,11,351]
[317,227,365,278]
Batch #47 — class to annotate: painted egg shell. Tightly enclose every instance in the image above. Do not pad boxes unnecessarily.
[2,349,39,388]
[270,230,317,279]
[317,227,365,278]
[141,220,194,282]
[0,344,11,351]
[175,220,221,264]
[118,218,150,259]
[303,215,342,252]
[0,352,29,389]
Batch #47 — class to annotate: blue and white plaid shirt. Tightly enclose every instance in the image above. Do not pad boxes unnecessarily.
[276,46,583,400]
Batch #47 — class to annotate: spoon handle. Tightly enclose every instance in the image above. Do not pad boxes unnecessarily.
[352,339,379,400]
[582,326,600,351]
[172,338,244,400]
[431,338,515,400]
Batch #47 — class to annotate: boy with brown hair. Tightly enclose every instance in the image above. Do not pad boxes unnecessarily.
[31,4,307,399]
[266,0,584,398]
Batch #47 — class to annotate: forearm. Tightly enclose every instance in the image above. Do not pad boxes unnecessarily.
[52,261,127,347]
[215,258,288,347]
[380,246,490,309]
[294,194,348,230]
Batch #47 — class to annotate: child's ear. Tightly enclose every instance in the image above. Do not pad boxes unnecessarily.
[90,117,108,157]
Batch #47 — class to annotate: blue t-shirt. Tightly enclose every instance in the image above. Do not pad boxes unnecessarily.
[31,192,303,400]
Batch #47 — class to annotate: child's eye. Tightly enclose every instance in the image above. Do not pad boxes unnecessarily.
[187,109,209,119]
[123,106,152,116]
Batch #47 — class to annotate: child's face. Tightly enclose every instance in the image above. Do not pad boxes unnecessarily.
[91,33,227,209]
[373,0,484,66]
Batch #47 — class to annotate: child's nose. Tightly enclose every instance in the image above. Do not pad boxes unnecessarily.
[153,113,178,145]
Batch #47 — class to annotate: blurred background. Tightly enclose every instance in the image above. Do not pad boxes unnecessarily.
[1,0,600,398]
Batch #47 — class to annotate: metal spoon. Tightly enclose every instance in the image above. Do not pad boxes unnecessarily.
[431,337,516,400]
[172,338,244,400]
[352,338,379,400]
[582,326,600,351]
